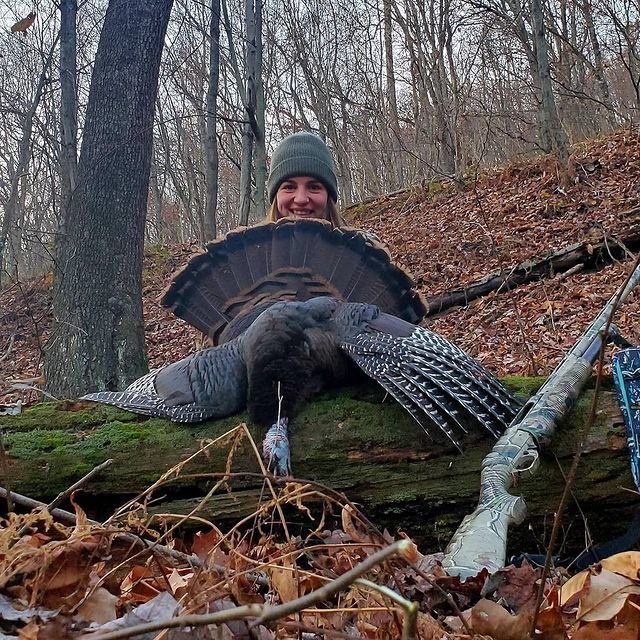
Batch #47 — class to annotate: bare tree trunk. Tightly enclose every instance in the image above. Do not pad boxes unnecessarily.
[149,148,164,243]
[531,0,570,164]
[582,0,617,128]
[204,0,221,241]
[382,0,402,188]
[0,46,55,285]
[238,0,258,227]
[253,0,267,221]
[59,0,78,204]
[45,0,173,398]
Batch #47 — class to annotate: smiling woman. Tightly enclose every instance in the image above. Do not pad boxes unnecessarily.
[265,131,346,227]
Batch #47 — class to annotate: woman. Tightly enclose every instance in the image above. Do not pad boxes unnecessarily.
[266,131,346,227]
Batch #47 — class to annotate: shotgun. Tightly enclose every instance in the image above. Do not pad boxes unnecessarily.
[442,262,640,579]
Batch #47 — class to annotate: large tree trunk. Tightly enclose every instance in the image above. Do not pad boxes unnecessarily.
[1,382,636,554]
[45,0,173,397]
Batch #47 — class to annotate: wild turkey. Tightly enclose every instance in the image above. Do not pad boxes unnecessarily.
[82,219,521,475]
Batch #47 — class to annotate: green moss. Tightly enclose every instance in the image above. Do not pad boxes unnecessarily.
[5,429,77,457]
[342,202,371,223]
[502,375,546,399]
[0,401,135,433]
[426,180,444,196]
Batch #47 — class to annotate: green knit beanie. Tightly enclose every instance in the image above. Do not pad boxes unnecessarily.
[267,132,338,203]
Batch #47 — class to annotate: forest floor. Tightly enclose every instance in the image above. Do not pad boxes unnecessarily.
[3,127,640,638]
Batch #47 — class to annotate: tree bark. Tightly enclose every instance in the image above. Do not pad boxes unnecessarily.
[59,0,78,203]
[204,0,221,241]
[581,0,617,128]
[45,0,173,397]
[382,0,402,188]
[253,0,267,221]
[237,0,257,227]
[1,383,636,554]
[530,0,570,163]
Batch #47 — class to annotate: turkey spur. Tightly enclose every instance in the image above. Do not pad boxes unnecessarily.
[82,220,521,475]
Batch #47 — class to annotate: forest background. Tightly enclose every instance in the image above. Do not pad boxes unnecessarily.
[0,0,639,397]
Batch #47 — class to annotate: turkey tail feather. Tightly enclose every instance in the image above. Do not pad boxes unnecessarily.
[161,219,426,344]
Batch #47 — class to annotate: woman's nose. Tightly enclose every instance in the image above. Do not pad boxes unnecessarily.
[293,188,310,203]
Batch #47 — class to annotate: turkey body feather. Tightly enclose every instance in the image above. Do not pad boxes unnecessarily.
[82,220,521,474]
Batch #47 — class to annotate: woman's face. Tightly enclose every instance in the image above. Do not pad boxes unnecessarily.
[275,176,329,220]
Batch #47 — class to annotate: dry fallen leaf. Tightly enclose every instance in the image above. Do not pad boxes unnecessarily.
[468,597,533,640]
[75,587,118,624]
[416,611,447,639]
[575,570,640,622]
[267,556,298,602]
[600,551,640,580]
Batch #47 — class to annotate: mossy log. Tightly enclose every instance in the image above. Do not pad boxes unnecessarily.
[0,378,638,554]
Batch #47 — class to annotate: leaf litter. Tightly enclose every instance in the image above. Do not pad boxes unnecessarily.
[0,425,638,638]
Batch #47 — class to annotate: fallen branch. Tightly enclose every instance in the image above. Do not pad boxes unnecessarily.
[426,221,640,315]
[0,485,204,568]
[0,332,16,365]
[81,540,413,640]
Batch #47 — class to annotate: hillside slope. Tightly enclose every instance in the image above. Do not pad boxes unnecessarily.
[2,126,640,399]
[349,126,640,375]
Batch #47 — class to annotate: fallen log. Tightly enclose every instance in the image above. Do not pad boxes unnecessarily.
[0,380,637,555]
[426,219,640,315]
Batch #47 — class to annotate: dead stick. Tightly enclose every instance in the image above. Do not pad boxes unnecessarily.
[80,540,411,640]
[0,486,77,525]
[0,485,204,567]
[47,458,114,511]
[0,432,13,512]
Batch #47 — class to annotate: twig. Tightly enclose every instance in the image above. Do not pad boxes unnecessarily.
[0,332,16,364]
[47,458,113,510]
[0,485,204,567]
[105,424,246,524]
[556,263,584,281]
[0,433,13,512]
[356,578,418,640]
[7,383,58,400]
[79,540,412,640]
[408,562,473,635]
[1,485,80,525]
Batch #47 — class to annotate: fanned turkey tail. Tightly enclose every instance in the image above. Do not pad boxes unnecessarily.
[160,218,426,344]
